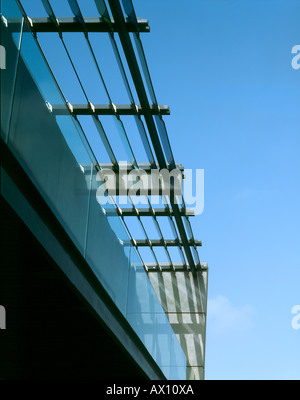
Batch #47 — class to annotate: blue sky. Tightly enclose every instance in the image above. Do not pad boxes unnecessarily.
[18,0,300,380]
[136,0,300,380]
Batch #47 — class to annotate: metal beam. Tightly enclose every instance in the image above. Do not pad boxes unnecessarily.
[95,163,184,172]
[146,264,208,273]
[108,0,198,274]
[6,17,150,33]
[51,104,170,116]
[133,239,202,248]
[107,207,195,217]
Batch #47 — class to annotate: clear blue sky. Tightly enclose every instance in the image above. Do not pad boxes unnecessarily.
[135,0,300,380]
[20,0,300,380]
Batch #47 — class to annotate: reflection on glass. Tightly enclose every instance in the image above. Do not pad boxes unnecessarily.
[56,116,94,165]
[7,21,92,255]
[86,168,130,315]
[114,116,137,167]
[3,0,187,380]
[0,1,23,141]
[20,28,65,105]
[127,251,187,379]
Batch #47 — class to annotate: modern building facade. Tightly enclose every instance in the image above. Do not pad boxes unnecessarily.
[0,0,208,380]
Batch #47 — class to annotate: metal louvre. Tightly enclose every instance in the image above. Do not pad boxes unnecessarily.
[13,0,203,275]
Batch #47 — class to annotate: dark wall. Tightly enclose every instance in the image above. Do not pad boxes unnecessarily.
[0,195,147,380]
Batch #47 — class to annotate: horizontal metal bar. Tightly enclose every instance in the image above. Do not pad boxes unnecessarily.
[132,239,202,247]
[6,17,150,33]
[106,207,195,217]
[51,104,170,116]
[146,263,208,273]
[108,0,198,275]
[95,162,184,172]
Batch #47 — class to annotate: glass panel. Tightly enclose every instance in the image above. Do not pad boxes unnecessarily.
[3,1,187,379]
[121,116,155,165]
[133,34,157,104]
[124,216,146,240]
[85,166,130,316]
[134,116,156,166]
[109,34,135,104]
[153,247,170,264]
[7,22,92,254]
[183,215,193,240]
[140,216,161,240]
[49,0,74,18]
[21,0,48,17]
[121,0,138,28]
[67,0,85,27]
[89,32,133,104]
[127,251,164,315]
[114,116,137,167]
[168,247,186,264]
[157,216,177,239]
[126,311,156,362]
[78,0,100,18]
[94,0,110,21]
[38,33,88,104]
[101,115,133,164]
[138,247,157,265]
[191,246,201,266]
[0,0,23,141]
[20,31,65,105]
[41,0,56,21]
[153,313,172,367]
[78,116,113,164]
[168,367,187,381]
[154,115,175,168]
[127,251,187,380]
[55,116,92,164]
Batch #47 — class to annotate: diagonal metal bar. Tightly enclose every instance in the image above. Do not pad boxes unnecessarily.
[111,201,148,272]
[41,0,90,103]
[94,0,156,168]
[121,0,158,104]
[142,196,174,270]
[94,0,111,24]
[67,0,112,103]
[95,0,135,105]
[120,0,139,31]
[92,116,118,167]
[67,0,138,168]
[108,1,166,165]
[127,196,160,269]
[120,198,160,272]
[121,0,175,168]
[108,0,198,274]
[41,0,120,171]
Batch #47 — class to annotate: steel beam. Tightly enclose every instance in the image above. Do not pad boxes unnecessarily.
[108,0,198,274]
[6,17,150,33]
[133,239,202,248]
[146,264,208,273]
[95,163,184,172]
[106,207,195,217]
[51,104,170,116]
